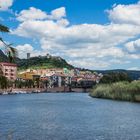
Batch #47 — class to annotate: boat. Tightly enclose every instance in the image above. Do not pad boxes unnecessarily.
[2,92,9,95]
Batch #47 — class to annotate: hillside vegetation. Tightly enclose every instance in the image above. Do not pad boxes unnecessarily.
[0,50,73,70]
[16,56,74,70]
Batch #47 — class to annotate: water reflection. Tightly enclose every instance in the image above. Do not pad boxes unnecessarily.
[0,93,140,140]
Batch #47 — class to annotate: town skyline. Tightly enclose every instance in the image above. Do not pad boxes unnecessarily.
[0,0,140,70]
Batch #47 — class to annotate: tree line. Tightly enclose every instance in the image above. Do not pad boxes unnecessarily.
[100,72,132,84]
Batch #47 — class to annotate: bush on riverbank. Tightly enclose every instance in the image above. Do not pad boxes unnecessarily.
[0,75,8,89]
[90,81,140,102]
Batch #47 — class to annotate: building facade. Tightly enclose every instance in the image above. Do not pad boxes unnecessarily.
[0,62,17,81]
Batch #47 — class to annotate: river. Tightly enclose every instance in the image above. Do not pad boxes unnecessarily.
[0,93,140,140]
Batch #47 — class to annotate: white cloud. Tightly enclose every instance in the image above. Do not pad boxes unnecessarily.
[16,44,33,58]
[16,44,48,58]
[0,0,13,11]
[108,2,140,25]
[128,67,140,70]
[128,54,140,59]
[60,46,124,59]
[56,19,69,27]
[17,7,48,21]
[50,7,66,20]
[68,58,110,69]
[125,39,140,52]
[109,59,130,64]
[12,2,140,69]
[16,7,66,22]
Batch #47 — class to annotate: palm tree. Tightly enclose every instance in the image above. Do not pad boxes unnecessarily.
[0,24,18,63]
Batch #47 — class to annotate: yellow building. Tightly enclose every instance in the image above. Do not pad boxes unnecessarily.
[18,71,36,80]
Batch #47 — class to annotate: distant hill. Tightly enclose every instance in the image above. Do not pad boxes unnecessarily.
[16,56,74,70]
[95,69,140,80]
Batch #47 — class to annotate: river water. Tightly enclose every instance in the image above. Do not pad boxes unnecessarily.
[0,93,140,140]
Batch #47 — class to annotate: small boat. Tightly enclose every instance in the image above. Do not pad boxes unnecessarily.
[2,92,9,95]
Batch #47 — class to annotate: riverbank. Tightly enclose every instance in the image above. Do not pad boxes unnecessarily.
[0,87,91,95]
[90,81,140,102]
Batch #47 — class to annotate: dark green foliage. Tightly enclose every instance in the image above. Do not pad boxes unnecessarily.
[16,56,74,70]
[15,80,34,88]
[100,72,132,84]
[0,24,9,32]
[95,69,140,80]
[7,47,18,63]
[0,75,8,89]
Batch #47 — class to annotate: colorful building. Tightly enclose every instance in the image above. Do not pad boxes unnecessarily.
[0,62,17,81]
[18,68,103,89]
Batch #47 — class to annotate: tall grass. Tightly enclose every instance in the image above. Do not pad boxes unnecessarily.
[90,81,140,102]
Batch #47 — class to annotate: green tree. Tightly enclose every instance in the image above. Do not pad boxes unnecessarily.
[0,75,8,89]
[100,72,132,84]
[0,66,3,75]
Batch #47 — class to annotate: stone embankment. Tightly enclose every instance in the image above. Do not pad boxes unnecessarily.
[0,87,92,95]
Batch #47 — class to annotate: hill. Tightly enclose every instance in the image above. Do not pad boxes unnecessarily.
[0,51,73,69]
[95,69,140,80]
[16,56,74,70]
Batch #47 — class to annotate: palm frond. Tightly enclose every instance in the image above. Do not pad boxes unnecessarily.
[0,24,9,32]
[8,47,18,58]
[0,37,8,48]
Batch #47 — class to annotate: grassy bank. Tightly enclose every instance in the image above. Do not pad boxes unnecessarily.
[90,81,140,102]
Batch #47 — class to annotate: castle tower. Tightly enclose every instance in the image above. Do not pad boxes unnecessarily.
[27,53,30,59]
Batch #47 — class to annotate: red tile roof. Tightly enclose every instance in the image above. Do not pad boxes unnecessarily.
[0,62,17,67]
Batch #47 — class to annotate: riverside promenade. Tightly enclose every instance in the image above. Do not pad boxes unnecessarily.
[0,87,92,94]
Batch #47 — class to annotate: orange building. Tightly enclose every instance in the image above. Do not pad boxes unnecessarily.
[0,62,17,81]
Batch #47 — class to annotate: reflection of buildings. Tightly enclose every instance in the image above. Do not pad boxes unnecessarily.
[0,62,17,81]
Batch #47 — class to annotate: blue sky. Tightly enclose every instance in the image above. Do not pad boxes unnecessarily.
[0,0,140,70]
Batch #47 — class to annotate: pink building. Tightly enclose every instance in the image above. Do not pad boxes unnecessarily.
[0,62,17,81]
